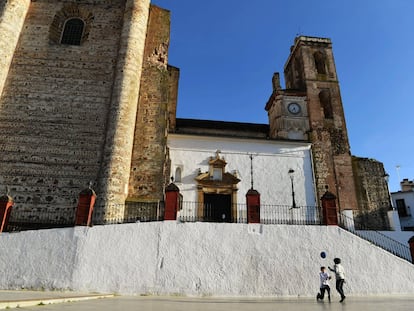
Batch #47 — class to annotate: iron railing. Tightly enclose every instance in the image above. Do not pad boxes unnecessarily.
[104,201,165,224]
[177,201,323,225]
[6,206,76,231]
[339,212,412,262]
[4,201,324,231]
[5,201,165,232]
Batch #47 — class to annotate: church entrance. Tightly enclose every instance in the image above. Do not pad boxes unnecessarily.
[203,194,232,222]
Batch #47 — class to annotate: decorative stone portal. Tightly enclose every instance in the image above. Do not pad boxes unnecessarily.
[195,151,240,222]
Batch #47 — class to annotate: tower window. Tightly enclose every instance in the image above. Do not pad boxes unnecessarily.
[61,18,84,45]
[319,90,333,119]
[314,51,327,75]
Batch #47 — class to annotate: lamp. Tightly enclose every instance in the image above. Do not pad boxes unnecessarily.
[288,169,297,209]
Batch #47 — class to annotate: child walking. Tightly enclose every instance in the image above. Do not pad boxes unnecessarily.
[316,266,331,302]
[329,257,346,302]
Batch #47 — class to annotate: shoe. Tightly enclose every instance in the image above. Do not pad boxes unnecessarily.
[316,293,321,301]
[328,296,331,302]
[339,296,346,302]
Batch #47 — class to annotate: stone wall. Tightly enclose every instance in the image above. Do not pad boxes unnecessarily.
[94,0,150,221]
[0,0,31,99]
[127,5,171,204]
[0,0,150,222]
[167,65,180,132]
[352,156,390,230]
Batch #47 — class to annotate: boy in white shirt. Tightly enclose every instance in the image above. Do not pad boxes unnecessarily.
[329,257,346,302]
[316,266,331,302]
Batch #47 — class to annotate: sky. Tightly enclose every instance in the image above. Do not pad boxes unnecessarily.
[152,0,414,192]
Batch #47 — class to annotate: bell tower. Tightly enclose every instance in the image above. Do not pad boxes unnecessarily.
[283,36,358,211]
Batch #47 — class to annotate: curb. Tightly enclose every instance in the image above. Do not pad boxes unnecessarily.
[0,294,115,309]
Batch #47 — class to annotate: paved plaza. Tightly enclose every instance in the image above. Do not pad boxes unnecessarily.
[1,293,413,311]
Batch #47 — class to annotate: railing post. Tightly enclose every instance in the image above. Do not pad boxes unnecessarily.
[0,194,13,233]
[165,182,181,220]
[246,189,260,223]
[75,186,96,226]
[408,236,414,264]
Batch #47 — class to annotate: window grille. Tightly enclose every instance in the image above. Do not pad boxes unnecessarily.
[61,18,84,45]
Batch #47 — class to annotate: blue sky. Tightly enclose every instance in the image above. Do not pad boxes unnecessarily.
[152,0,414,192]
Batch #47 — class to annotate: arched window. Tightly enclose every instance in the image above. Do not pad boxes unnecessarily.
[174,167,182,183]
[319,90,333,119]
[314,51,327,75]
[49,4,93,45]
[61,18,84,45]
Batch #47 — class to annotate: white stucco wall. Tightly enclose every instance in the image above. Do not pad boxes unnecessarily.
[391,191,414,230]
[168,134,316,207]
[1,223,413,297]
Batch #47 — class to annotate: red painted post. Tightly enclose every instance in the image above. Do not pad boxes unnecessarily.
[246,189,260,223]
[75,187,96,226]
[321,190,338,225]
[408,236,414,264]
[0,195,13,233]
[165,183,181,220]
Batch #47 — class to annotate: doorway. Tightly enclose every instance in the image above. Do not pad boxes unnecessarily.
[203,194,232,222]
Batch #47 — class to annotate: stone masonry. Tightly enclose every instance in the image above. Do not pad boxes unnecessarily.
[94,0,151,221]
[0,0,31,99]
[266,36,390,227]
[0,0,154,222]
[283,37,359,212]
[127,5,171,205]
[352,157,391,229]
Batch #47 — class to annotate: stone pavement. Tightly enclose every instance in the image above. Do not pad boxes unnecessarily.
[0,290,114,309]
[1,292,414,311]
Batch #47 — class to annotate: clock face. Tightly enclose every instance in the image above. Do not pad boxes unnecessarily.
[288,102,301,114]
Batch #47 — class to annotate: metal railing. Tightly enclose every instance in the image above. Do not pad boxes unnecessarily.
[4,201,324,232]
[177,201,323,225]
[4,201,165,232]
[104,201,165,224]
[6,206,76,232]
[339,213,412,263]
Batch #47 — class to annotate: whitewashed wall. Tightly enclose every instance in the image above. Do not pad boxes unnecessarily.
[168,134,316,207]
[391,191,414,230]
[0,223,413,297]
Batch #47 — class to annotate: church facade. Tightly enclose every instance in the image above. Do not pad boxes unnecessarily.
[0,0,390,229]
[168,120,316,223]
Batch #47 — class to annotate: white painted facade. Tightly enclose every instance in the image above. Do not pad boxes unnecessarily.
[168,134,317,221]
[0,223,413,296]
[391,190,414,231]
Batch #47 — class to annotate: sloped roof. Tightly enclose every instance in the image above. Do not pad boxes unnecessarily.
[173,118,269,139]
